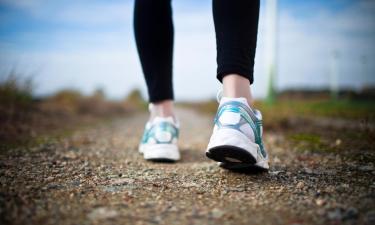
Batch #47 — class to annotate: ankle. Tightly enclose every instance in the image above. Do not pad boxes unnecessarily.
[149,100,175,120]
[222,74,254,106]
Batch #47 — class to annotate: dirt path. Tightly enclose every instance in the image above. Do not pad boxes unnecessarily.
[1,108,374,225]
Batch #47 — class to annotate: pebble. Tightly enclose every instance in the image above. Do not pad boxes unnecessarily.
[315,198,325,206]
[211,208,224,219]
[44,183,63,190]
[327,208,342,220]
[342,207,358,220]
[273,156,281,164]
[45,176,54,182]
[304,167,313,174]
[87,207,118,220]
[358,165,374,172]
[109,178,135,186]
[2,107,374,225]
[269,171,282,176]
[296,181,305,189]
[364,211,375,224]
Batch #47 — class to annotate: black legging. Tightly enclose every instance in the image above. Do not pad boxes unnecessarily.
[134,0,260,103]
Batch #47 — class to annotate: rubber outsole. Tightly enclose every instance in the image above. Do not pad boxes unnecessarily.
[139,144,180,162]
[206,145,256,164]
[219,162,268,173]
[146,158,177,163]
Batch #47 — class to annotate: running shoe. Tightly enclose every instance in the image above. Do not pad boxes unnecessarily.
[139,116,180,162]
[206,96,269,170]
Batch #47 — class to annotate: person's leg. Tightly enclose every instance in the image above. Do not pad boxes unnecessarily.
[134,0,180,161]
[222,75,254,106]
[134,0,175,119]
[207,0,269,170]
[213,0,260,107]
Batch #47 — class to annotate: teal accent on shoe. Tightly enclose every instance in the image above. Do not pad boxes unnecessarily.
[141,121,179,144]
[214,101,267,158]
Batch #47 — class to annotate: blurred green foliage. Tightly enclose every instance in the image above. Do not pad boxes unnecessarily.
[189,98,375,121]
[288,133,333,153]
[0,71,146,146]
[124,89,147,111]
[256,99,375,120]
[0,71,34,111]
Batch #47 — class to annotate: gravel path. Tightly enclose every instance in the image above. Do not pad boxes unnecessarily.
[1,108,374,225]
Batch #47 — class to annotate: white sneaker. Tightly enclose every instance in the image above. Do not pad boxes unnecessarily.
[206,97,269,170]
[139,116,180,162]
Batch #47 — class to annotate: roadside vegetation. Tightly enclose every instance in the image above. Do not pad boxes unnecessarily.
[179,89,375,156]
[0,72,146,148]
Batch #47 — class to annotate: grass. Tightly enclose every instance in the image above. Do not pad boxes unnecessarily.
[287,133,334,153]
[183,97,375,124]
[0,71,146,149]
[180,96,375,154]
[256,99,375,121]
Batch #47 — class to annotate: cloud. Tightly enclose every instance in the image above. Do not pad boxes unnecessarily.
[0,0,133,26]
[55,2,132,26]
[0,0,46,11]
[273,0,375,91]
[1,0,374,100]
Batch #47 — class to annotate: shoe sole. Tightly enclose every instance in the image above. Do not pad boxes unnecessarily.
[139,144,180,162]
[206,128,269,170]
[218,162,268,172]
[206,145,256,164]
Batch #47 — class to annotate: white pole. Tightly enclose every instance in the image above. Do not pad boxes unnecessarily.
[330,50,339,99]
[361,55,368,90]
[264,0,278,103]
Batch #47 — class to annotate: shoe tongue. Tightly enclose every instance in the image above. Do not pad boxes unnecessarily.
[220,97,250,108]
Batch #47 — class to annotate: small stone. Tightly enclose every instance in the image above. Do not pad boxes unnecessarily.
[364,210,375,224]
[342,207,358,220]
[45,184,62,190]
[110,178,135,186]
[296,181,304,189]
[327,208,342,220]
[273,156,281,164]
[63,151,77,159]
[358,165,374,172]
[45,176,54,182]
[315,198,325,206]
[304,168,313,174]
[182,182,199,188]
[88,207,118,220]
[323,169,337,175]
[153,216,162,223]
[336,183,349,192]
[211,208,224,219]
[269,171,282,176]
[71,180,80,187]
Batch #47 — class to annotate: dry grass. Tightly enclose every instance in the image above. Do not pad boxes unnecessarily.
[179,95,375,129]
[0,73,146,147]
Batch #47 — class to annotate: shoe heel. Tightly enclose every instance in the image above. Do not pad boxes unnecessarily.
[206,128,259,163]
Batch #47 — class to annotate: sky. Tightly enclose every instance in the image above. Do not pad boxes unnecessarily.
[0,0,374,101]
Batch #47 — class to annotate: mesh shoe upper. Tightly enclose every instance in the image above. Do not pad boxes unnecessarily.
[213,97,267,159]
[141,117,179,145]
